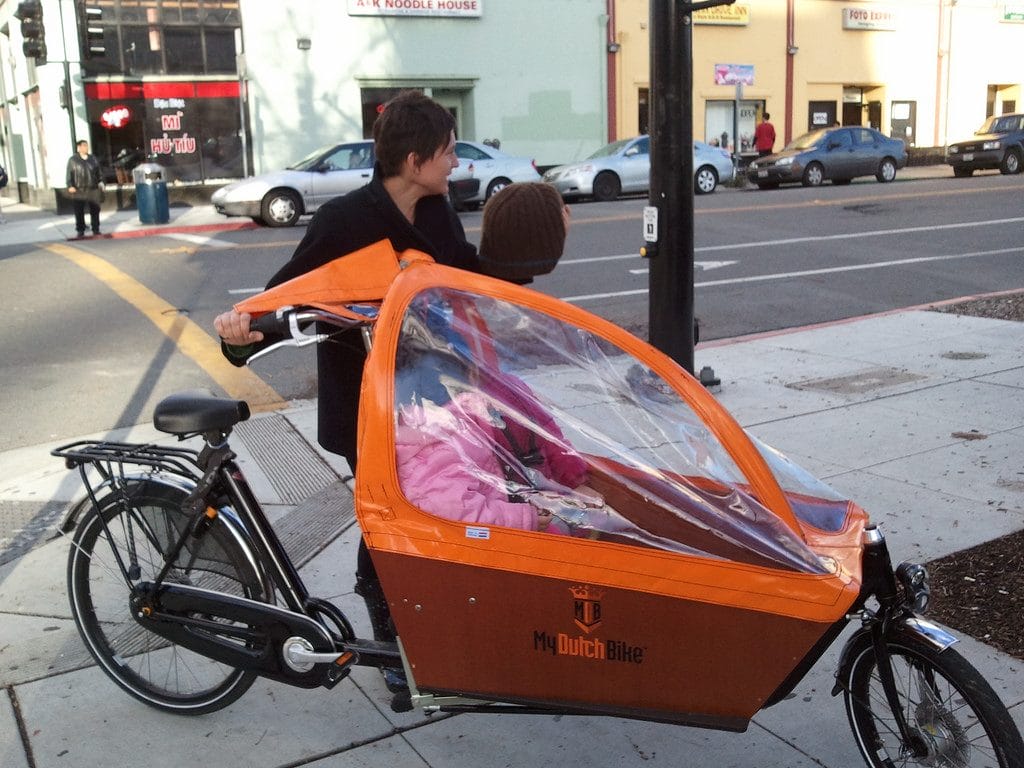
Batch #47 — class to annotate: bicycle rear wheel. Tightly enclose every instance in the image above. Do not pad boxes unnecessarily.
[842,631,1024,767]
[67,478,265,714]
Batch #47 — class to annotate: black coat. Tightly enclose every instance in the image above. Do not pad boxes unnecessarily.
[259,172,478,467]
[66,153,102,190]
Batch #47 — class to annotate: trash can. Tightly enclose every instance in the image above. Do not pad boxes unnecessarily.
[133,163,169,224]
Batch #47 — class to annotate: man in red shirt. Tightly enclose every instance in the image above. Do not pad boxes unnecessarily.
[754,112,776,157]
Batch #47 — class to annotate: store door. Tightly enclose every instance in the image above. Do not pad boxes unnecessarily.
[432,90,467,139]
[841,102,861,127]
[891,101,916,147]
[807,101,836,131]
[866,101,881,131]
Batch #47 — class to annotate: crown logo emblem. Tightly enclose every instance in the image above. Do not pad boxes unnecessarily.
[571,585,604,633]
[570,584,604,601]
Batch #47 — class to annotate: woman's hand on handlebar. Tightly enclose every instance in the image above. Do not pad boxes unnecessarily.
[215,310,263,346]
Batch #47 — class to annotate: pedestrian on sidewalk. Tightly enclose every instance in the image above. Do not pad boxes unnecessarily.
[214,112,574,698]
[215,91,478,468]
[214,91,480,679]
[754,112,776,157]
[65,140,104,237]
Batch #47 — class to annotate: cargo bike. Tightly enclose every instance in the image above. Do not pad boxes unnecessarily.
[54,240,1023,767]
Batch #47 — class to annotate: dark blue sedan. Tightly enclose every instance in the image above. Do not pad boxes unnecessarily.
[747,127,907,189]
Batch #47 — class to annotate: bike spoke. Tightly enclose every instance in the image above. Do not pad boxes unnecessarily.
[851,647,1005,767]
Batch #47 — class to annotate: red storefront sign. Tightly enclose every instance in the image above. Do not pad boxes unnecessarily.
[100,105,133,129]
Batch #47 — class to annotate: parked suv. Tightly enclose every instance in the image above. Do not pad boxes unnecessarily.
[946,113,1024,177]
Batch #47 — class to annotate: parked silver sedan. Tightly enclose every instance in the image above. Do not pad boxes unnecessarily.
[454,140,541,206]
[542,135,734,201]
[746,127,907,188]
[211,141,375,227]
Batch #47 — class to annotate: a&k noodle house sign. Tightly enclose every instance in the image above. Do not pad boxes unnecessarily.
[348,0,481,17]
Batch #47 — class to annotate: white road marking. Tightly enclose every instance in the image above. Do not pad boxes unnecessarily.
[227,217,1023,302]
[561,216,1024,268]
[560,253,642,265]
[165,232,237,248]
[630,259,737,275]
[694,216,1024,253]
[561,246,1024,303]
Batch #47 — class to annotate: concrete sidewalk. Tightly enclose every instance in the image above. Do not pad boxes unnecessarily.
[0,195,256,245]
[1,302,1022,767]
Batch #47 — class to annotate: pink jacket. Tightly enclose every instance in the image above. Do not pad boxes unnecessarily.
[396,391,587,530]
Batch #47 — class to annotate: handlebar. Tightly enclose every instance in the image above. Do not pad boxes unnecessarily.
[249,310,289,337]
[244,304,380,365]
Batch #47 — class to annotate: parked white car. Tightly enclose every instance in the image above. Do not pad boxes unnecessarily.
[542,135,734,201]
[211,141,375,227]
[211,138,540,225]
[452,140,542,208]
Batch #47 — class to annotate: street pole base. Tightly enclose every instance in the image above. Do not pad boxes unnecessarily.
[699,365,721,390]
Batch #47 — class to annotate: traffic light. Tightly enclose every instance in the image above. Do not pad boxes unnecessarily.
[15,0,46,63]
[82,6,107,59]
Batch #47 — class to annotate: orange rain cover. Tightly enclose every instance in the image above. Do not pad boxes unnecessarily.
[357,262,869,611]
[353,262,868,722]
[233,239,434,319]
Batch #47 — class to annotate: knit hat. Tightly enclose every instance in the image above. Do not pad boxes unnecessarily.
[478,183,566,282]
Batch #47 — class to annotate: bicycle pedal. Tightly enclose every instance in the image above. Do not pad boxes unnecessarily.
[128,563,141,580]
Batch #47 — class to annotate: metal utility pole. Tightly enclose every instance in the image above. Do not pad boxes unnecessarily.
[56,0,78,147]
[646,0,732,380]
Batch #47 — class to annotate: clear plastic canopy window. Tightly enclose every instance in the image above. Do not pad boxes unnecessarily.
[392,287,844,574]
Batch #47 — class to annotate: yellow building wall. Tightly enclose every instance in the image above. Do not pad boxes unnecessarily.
[612,0,1024,153]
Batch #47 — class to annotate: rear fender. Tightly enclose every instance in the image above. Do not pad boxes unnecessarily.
[61,473,266,595]
[60,472,197,533]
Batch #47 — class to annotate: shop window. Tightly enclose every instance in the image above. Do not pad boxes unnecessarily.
[205,29,237,73]
[705,100,760,154]
[78,1,241,77]
[164,28,205,74]
[121,26,163,74]
[361,88,417,137]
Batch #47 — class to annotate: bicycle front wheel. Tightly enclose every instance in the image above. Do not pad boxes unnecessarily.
[67,478,265,715]
[842,631,1024,767]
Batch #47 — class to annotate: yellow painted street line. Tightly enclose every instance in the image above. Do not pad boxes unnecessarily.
[46,242,284,410]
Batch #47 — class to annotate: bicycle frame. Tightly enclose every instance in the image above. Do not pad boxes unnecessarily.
[55,416,403,691]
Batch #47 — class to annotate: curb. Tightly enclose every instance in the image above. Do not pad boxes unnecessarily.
[108,219,260,239]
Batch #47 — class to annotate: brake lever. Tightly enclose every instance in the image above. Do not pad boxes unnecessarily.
[246,334,325,364]
[246,313,328,365]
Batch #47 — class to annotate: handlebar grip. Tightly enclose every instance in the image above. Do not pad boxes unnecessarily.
[249,311,289,337]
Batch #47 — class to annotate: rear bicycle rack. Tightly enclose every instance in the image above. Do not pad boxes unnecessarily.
[53,439,222,592]
[52,440,204,546]
[53,440,202,483]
